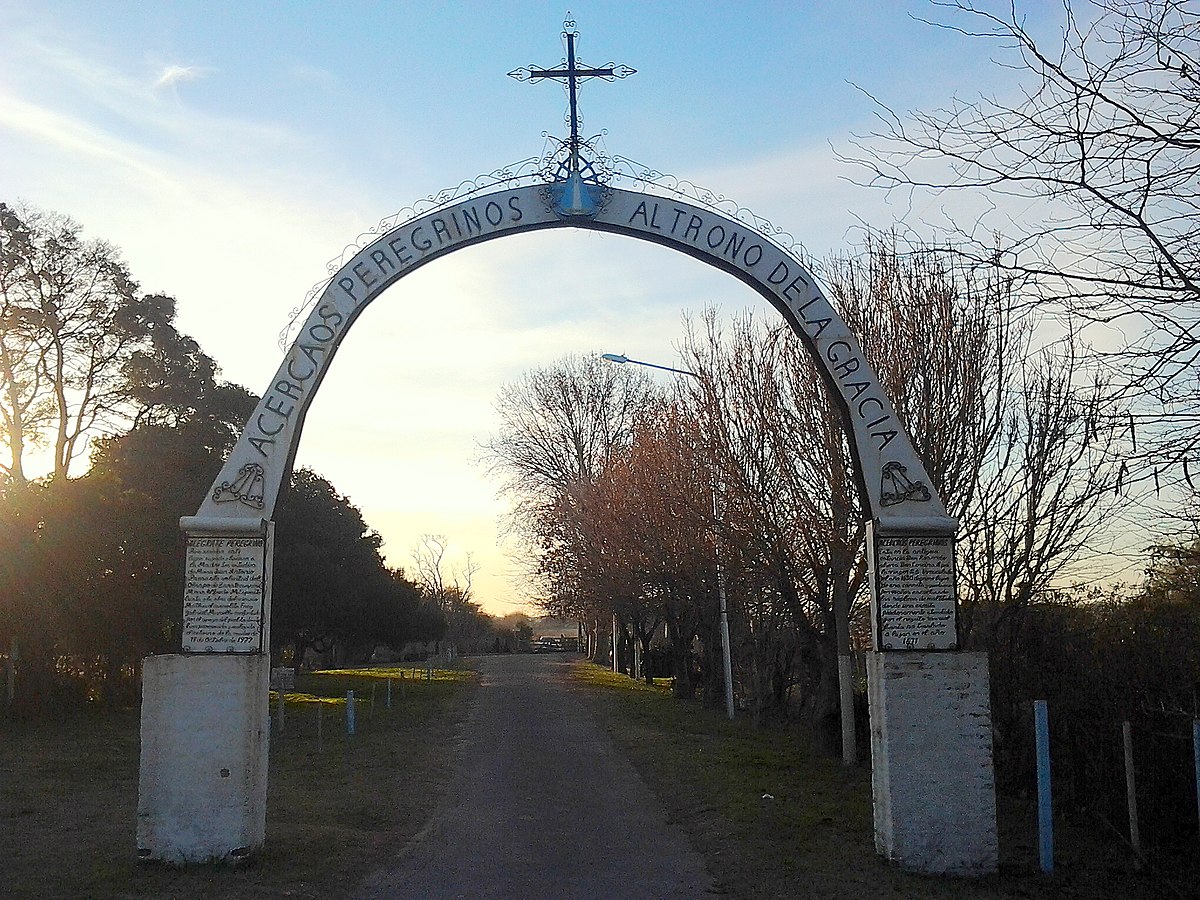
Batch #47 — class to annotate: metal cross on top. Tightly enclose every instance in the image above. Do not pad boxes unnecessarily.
[509,13,636,177]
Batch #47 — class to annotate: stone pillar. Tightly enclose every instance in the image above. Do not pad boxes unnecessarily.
[867,651,997,875]
[137,653,270,864]
[138,515,274,864]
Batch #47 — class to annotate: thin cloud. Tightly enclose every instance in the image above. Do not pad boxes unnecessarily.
[0,90,177,189]
[154,64,213,89]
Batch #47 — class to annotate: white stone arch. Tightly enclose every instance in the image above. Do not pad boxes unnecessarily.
[196,182,952,532]
[143,180,996,877]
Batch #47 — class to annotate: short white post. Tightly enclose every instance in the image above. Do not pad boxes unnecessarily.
[317,701,324,752]
[386,677,392,709]
[346,690,356,735]
[1122,721,1141,859]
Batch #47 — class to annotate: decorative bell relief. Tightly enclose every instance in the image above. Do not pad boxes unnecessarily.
[213,463,266,510]
[879,460,931,507]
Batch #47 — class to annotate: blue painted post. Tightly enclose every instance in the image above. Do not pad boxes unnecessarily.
[1193,720,1200,832]
[1034,700,1053,874]
[346,690,356,736]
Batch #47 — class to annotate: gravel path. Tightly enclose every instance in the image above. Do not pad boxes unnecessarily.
[353,653,715,899]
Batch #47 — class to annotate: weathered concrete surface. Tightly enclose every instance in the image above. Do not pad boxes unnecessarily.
[353,654,715,899]
[868,651,998,876]
[136,652,270,864]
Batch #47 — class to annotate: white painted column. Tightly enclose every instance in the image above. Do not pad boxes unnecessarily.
[138,516,274,864]
[137,654,270,864]
[867,651,997,875]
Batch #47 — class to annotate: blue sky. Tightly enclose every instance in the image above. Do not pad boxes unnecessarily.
[1,1,1069,613]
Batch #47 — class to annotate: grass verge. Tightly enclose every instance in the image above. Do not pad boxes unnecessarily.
[568,661,1187,899]
[0,665,476,899]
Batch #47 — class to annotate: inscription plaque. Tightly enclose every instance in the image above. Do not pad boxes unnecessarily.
[873,533,957,650]
[182,535,266,652]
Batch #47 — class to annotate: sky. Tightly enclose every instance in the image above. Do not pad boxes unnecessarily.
[1,1,1078,614]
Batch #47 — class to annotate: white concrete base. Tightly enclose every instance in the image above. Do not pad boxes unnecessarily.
[137,653,270,864]
[868,651,998,876]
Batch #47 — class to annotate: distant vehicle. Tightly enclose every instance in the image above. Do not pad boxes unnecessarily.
[533,636,565,653]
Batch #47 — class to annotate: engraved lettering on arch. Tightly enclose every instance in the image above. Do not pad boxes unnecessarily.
[825,340,861,379]
[255,414,286,437]
[287,354,316,382]
[858,396,884,418]
[248,435,275,457]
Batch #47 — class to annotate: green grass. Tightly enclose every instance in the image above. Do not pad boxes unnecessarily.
[0,664,476,899]
[569,661,1185,899]
[4,659,1190,898]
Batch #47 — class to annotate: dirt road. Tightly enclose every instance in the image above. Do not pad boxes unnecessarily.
[353,653,715,899]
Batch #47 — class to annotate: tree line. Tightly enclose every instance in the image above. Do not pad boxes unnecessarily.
[483,1,1200,848]
[0,201,499,714]
[484,233,1199,841]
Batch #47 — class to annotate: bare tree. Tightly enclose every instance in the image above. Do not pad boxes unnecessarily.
[410,533,479,605]
[410,533,450,600]
[682,311,863,737]
[409,533,490,655]
[957,334,1124,643]
[679,234,1113,750]
[576,408,712,692]
[0,205,47,486]
[824,235,1126,636]
[822,233,1020,521]
[0,202,214,483]
[482,353,658,619]
[483,353,656,502]
[842,0,1200,460]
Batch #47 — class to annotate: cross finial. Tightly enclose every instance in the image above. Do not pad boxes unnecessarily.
[509,13,636,177]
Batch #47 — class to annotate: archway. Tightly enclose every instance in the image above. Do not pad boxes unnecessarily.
[199,181,948,529]
[136,20,996,879]
[135,175,996,875]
